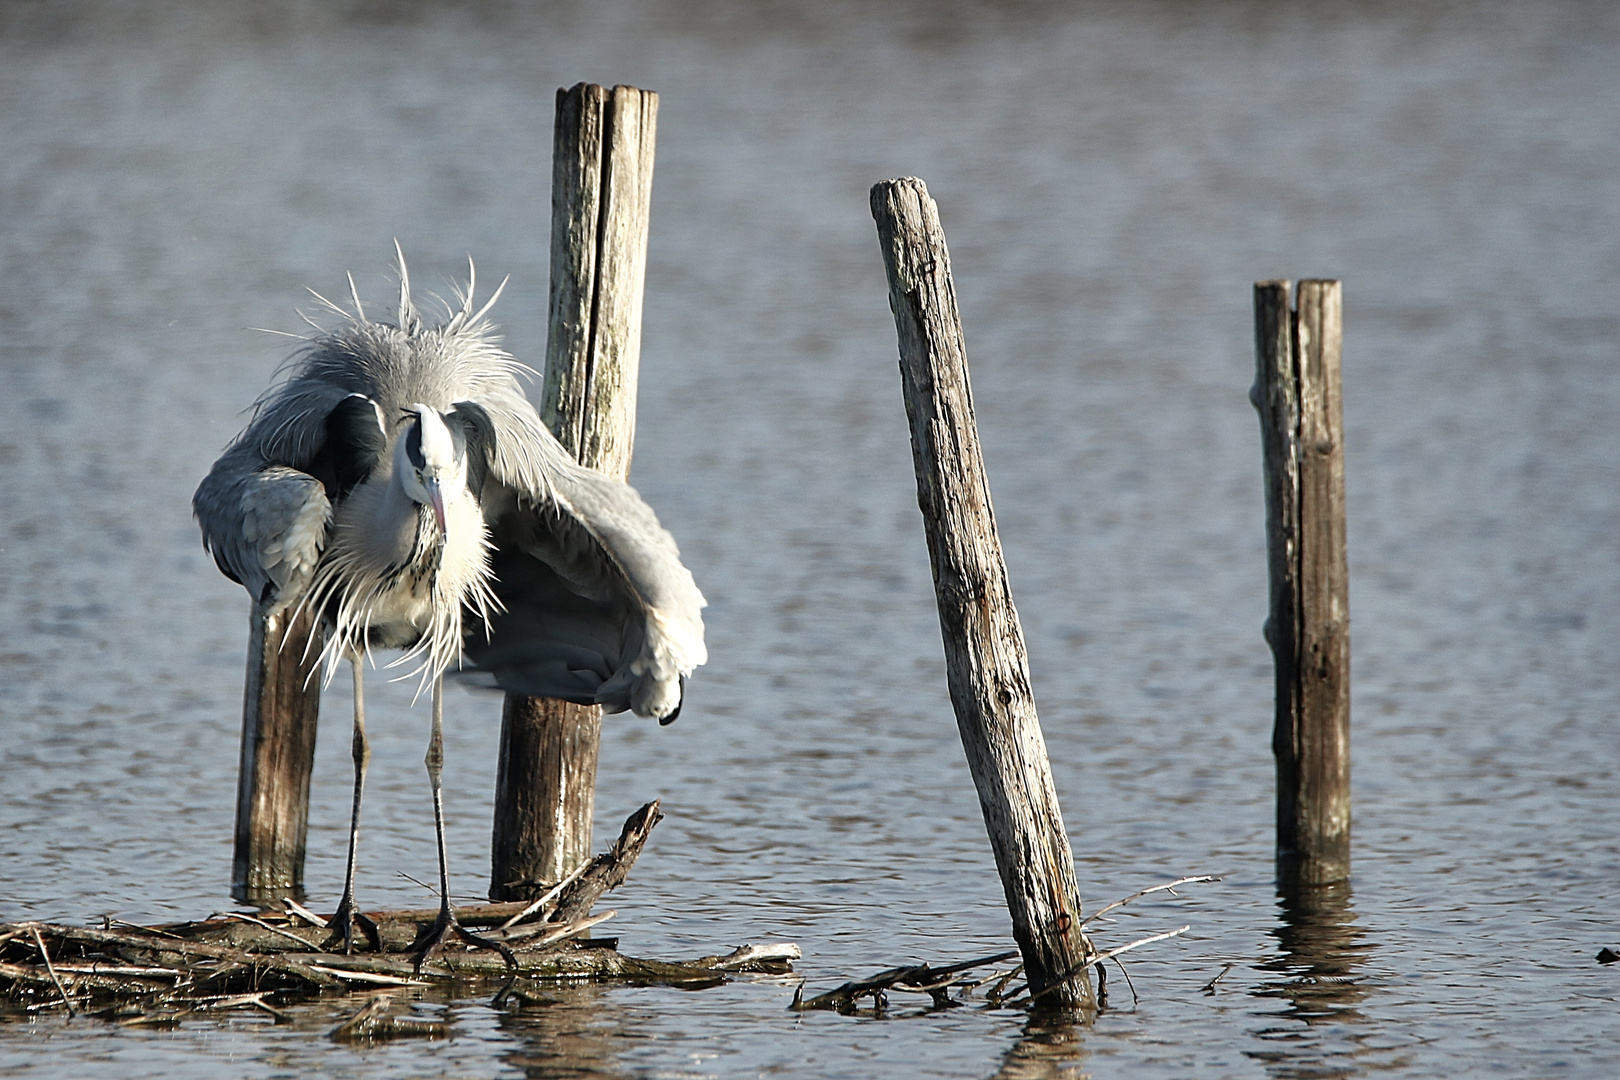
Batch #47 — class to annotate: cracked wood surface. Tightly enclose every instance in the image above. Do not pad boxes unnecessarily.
[870,177,1092,1012]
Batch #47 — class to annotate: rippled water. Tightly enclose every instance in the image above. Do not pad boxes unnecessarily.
[2,1,1617,1076]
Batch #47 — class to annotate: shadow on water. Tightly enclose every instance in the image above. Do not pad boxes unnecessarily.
[493,982,632,1080]
[1247,882,1378,1079]
[989,1013,1091,1080]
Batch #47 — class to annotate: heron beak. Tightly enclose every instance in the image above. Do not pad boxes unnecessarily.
[424,478,447,536]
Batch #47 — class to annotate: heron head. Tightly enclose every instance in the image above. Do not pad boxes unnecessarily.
[396,404,467,535]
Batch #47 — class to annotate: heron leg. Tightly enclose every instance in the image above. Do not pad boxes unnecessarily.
[331,655,382,954]
[409,675,516,973]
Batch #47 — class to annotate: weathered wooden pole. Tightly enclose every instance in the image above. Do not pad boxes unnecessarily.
[870,177,1093,1011]
[1252,279,1350,887]
[490,83,658,901]
[232,601,323,903]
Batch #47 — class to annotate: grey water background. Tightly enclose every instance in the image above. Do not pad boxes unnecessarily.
[1,0,1617,1075]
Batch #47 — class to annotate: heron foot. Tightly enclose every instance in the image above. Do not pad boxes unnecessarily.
[409,905,518,974]
[329,894,384,955]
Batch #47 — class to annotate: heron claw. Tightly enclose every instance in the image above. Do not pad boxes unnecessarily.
[409,905,518,974]
[330,894,384,955]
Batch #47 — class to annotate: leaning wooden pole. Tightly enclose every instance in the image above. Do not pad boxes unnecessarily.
[870,177,1093,1011]
[1252,279,1350,887]
[232,601,323,903]
[490,83,658,901]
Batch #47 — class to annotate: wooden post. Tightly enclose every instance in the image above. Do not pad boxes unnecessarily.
[232,601,323,903]
[490,83,658,901]
[870,177,1094,1011]
[1252,280,1350,887]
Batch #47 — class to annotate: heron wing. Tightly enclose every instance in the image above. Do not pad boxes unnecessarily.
[453,398,707,721]
[194,447,331,606]
[194,388,388,608]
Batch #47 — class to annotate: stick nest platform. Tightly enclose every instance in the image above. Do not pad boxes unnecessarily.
[0,801,798,1027]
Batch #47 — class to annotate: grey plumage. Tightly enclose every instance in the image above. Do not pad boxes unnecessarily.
[193,252,704,960]
[193,257,706,717]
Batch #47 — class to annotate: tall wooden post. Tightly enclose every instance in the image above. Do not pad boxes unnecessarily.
[232,601,323,903]
[1253,279,1351,887]
[490,83,658,901]
[871,177,1094,1011]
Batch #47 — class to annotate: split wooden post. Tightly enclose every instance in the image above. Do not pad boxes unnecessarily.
[1252,280,1351,887]
[870,177,1094,1011]
[232,601,323,903]
[490,82,658,901]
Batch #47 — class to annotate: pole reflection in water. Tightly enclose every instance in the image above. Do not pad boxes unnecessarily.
[495,981,632,1080]
[990,1014,1091,1080]
[1248,882,1376,1079]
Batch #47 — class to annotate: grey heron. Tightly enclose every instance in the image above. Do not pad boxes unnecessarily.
[193,250,706,966]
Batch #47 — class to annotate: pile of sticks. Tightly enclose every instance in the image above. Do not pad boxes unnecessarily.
[0,917,798,1025]
[791,876,1217,1014]
[0,801,798,1025]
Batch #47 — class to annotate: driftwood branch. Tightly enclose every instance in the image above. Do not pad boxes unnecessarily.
[283,898,328,928]
[792,950,1021,1012]
[795,876,1215,1013]
[549,800,662,923]
[497,858,592,930]
[689,943,802,973]
[1,916,797,1020]
[1081,875,1221,926]
[1018,926,1191,1006]
[29,925,74,1018]
[2,802,793,1023]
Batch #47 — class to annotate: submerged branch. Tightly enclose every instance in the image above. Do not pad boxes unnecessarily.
[793,874,1217,1014]
[791,951,1020,1012]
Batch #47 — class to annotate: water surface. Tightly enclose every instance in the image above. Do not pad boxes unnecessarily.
[1,2,1616,1076]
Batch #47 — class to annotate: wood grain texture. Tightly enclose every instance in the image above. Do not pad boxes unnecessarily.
[870,177,1093,1011]
[492,83,657,900]
[539,82,656,482]
[232,602,323,903]
[1253,280,1350,887]
[547,800,662,924]
[490,695,603,900]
